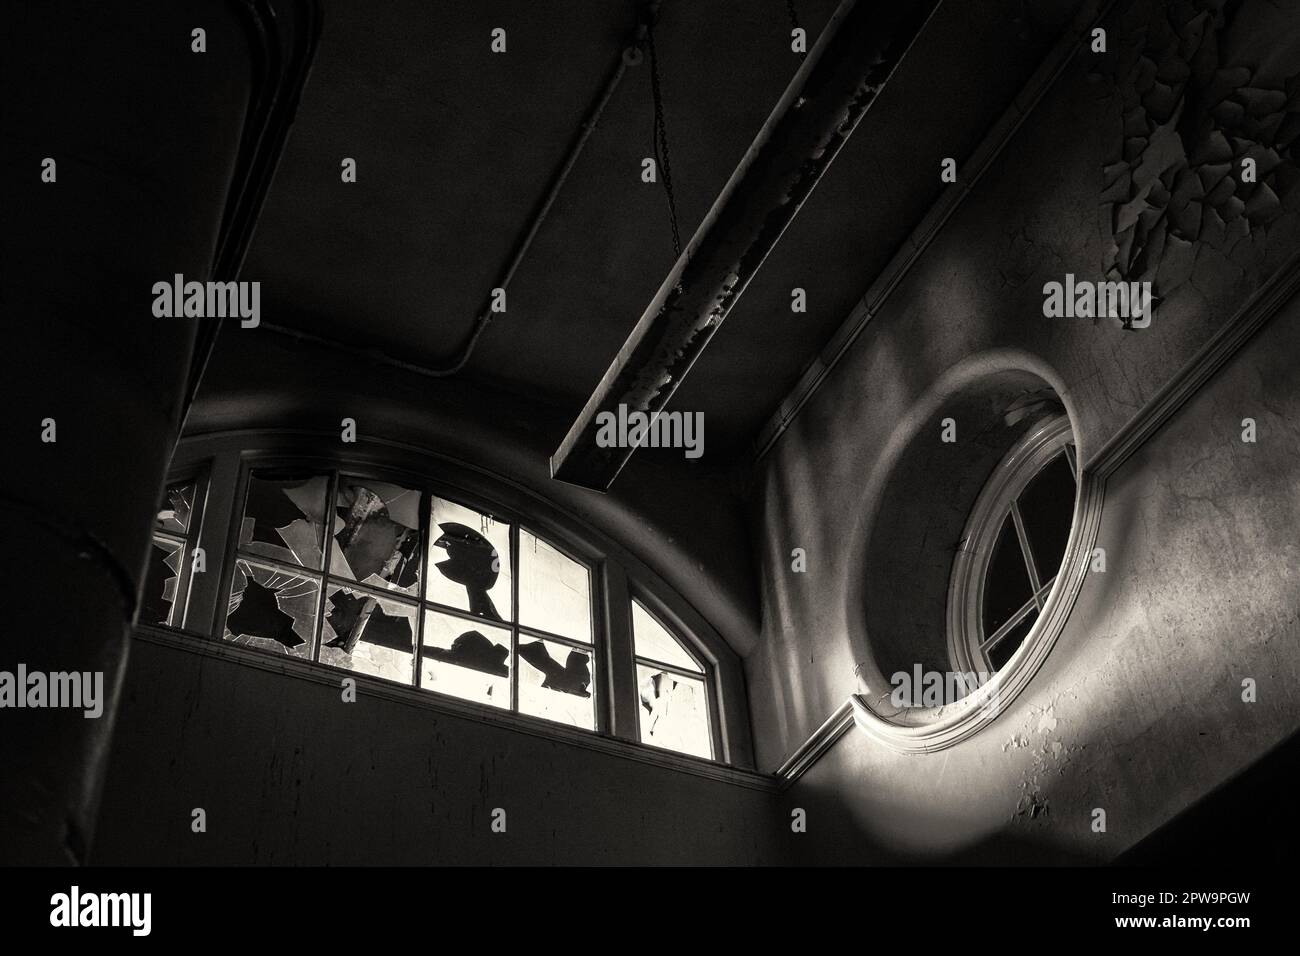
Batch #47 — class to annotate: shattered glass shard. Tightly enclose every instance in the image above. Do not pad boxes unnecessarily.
[241,473,329,568]
[637,665,711,758]
[423,629,509,676]
[517,640,590,698]
[433,521,503,620]
[141,537,184,626]
[228,578,305,649]
[331,479,421,594]
[420,610,511,708]
[155,481,194,534]
[518,636,595,729]
[224,561,318,658]
[427,495,512,620]
[324,590,413,655]
[319,584,416,683]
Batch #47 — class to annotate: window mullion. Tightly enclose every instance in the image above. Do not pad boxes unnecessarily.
[412,490,430,689]
[981,595,1036,651]
[602,561,639,742]
[309,471,339,664]
[188,449,241,637]
[1009,500,1043,602]
[510,522,519,714]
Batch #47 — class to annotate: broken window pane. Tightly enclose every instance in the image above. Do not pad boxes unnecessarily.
[519,528,591,641]
[631,600,701,673]
[420,610,511,709]
[329,477,422,596]
[240,472,330,569]
[319,584,417,683]
[155,480,195,534]
[637,665,711,759]
[426,495,512,622]
[518,637,595,730]
[141,536,185,626]
[224,559,319,659]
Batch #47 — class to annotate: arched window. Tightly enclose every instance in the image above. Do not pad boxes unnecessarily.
[140,442,741,766]
[632,599,712,759]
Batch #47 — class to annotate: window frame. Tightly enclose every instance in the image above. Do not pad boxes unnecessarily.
[628,592,720,760]
[159,433,746,766]
[850,389,1101,755]
[218,454,609,733]
[142,464,210,630]
[947,414,1078,678]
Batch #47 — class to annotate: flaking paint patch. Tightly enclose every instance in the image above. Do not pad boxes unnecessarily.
[1091,0,1300,319]
[1012,701,1084,822]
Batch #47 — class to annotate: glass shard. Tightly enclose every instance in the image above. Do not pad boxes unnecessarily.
[982,514,1032,637]
[319,584,416,683]
[519,528,592,641]
[224,560,318,658]
[420,610,511,708]
[426,495,512,622]
[240,472,330,569]
[637,665,711,758]
[518,637,595,729]
[141,536,184,626]
[155,480,195,534]
[329,478,422,596]
[631,601,701,673]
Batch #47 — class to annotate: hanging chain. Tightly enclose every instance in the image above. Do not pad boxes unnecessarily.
[786,0,801,33]
[646,18,682,258]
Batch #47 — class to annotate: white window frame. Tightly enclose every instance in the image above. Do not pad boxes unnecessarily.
[947,414,1078,676]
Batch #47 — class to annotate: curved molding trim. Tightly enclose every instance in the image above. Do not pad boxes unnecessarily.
[849,468,1103,755]
[776,250,1300,781]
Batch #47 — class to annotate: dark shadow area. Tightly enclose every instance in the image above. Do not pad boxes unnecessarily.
[1116,725,1300,865]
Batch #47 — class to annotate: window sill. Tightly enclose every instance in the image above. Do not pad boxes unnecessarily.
[132,623,776,792]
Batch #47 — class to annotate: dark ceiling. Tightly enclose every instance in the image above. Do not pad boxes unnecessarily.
[237,0,1086,465]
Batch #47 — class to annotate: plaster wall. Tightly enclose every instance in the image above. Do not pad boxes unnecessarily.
[749,0,1300,861]
[93,637,785,865]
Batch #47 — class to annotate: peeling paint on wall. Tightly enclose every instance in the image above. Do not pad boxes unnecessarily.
[1011,700,1086,823]
[1094,0,1300,324]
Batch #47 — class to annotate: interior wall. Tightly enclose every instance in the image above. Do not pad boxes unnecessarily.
[749,0,1300,862]
[92,636,785,865]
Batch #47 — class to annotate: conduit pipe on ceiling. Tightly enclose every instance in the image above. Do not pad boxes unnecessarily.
[416,8,658,376]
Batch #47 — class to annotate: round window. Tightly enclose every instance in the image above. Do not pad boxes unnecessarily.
[947,414,1078,677]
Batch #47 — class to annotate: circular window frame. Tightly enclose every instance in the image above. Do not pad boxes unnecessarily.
[850,409,1100,754]
[947,414,1077,677]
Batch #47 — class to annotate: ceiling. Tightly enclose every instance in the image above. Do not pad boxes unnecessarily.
[235,0,1087,467]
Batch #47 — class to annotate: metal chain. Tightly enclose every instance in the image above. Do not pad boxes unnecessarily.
[646,18,682,258]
